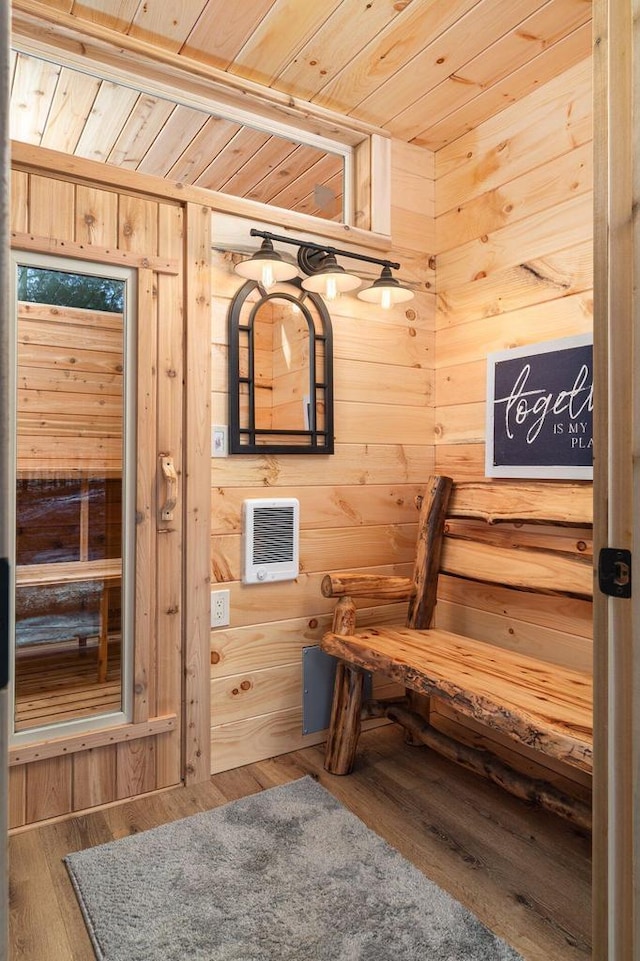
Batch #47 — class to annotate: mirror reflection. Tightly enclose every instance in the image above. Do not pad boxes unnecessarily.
[228,280,334,454]
[13,259,128,736]
[253,298,314,434]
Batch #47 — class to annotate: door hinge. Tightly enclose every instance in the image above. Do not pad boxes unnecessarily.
[598,548,632,598]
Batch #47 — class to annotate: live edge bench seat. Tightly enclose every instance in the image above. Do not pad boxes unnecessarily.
[320,475,593,831]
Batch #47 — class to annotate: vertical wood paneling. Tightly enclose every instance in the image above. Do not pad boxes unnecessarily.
[115,738,156,799]
[25,756,73,822]
[183,202,213,785]
[74,184,119,246]
[118,194,158,254]
[133,266,157,725]
[28,176,74,239]
[154,203,184,788]
[10,170,29,232]
[8,766,26,829]
[72,745,118,809]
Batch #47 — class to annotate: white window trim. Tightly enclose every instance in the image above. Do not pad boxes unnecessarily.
[10,31,394,231]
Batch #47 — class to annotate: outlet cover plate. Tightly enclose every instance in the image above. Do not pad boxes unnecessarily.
[211,589,230,627]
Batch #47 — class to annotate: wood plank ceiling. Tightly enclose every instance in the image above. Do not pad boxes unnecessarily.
[10,0,592,222]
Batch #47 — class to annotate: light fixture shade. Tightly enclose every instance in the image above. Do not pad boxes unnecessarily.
[235,238,298,288]
[300,251,361,300]
[357,265,414,308]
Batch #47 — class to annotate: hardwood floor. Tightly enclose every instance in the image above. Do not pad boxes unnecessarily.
[8,725,592,961]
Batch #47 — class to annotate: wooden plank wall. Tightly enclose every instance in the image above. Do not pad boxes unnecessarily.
[209,140,436,773]
[17,302,123,472]
[432,57,593,792]
[9,166,185,826]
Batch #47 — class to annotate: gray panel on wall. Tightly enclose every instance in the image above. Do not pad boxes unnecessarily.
[302,645,371,735]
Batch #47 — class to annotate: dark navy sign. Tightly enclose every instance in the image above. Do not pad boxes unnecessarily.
[486,334,593,479]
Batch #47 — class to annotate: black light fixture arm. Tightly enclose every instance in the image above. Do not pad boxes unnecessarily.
[248,227,401,273]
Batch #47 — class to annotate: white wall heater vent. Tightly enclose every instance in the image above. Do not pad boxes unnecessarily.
[242,498,299,584]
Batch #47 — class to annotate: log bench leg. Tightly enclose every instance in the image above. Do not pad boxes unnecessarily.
[324,595,363,775]
[324,661,365,775]
[403,689,430,746]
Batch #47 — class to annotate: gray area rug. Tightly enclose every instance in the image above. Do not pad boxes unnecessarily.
[65,775,524,961]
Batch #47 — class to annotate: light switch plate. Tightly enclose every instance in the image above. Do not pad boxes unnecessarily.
[212,425,228,458]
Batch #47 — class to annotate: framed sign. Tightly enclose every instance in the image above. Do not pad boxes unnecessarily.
[486,333,593,479]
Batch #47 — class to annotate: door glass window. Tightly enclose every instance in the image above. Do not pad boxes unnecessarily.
[12,255,133,740]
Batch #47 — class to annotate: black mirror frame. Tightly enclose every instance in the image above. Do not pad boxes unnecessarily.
[228,278,334,455]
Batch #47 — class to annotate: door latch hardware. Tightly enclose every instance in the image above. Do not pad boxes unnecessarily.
[160,455,178,521]
[598,548,632,598]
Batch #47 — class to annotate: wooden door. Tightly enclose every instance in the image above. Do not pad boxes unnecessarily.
[7,189,186,820]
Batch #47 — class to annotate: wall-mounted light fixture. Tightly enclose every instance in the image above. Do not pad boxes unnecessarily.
[234,228,414,308]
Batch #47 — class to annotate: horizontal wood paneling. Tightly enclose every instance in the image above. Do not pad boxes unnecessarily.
[209,445,434,489]
[210,605,408,677]
[210,706,388,775]
[432,59,593,791]
[211,707,326,774]
[210,144,436,772]
[438,573,592,639]
[211,484,423,533]
[334,359,431,406]
[212,297,434,369]
[17,301,123,472]
[435,58,592,208]
[222,567,411,624]
[390,140,435,255]
[436,292,592,367]
[436,241,593,327]
[436,140,592,255]
[212,663,302,726]
[437,193,593,290]
[212,524,418,583]
[435,598,591,672]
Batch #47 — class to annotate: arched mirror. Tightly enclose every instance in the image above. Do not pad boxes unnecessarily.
[228,279,334,454]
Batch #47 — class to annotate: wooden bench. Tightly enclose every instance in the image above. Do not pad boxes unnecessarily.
[16,557,122,683]
[320,475,593,830]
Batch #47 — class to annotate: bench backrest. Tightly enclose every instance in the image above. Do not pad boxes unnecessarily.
[409,475,593,631]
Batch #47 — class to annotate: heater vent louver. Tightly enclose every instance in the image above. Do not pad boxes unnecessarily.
[242,498,299,584]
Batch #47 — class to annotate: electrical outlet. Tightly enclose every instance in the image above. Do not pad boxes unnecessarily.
[210,589,230,628]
